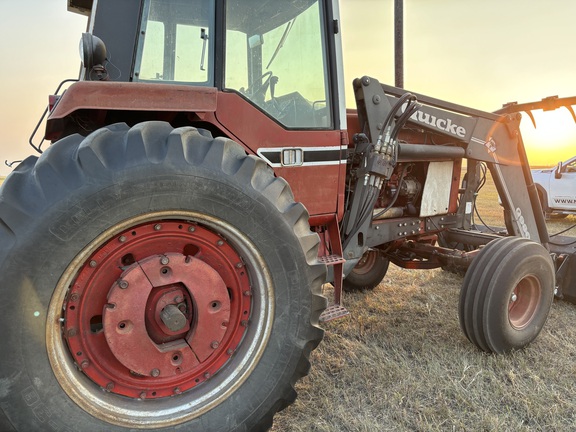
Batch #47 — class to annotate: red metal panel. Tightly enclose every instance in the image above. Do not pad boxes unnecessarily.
[214,92,345,217]
[48,81,218,120]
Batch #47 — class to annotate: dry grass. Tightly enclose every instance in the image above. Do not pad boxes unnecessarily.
[272,171,576,431]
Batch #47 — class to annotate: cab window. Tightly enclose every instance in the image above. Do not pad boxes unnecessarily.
[135,0,215,85]
[225,0,333,128]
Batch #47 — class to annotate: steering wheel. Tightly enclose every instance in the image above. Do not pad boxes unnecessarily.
[244,71,274,104]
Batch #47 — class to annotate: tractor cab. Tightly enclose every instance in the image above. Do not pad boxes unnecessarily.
[69,0,345,130]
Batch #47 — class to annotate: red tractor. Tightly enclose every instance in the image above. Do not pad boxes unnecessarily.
[1,0,575,430]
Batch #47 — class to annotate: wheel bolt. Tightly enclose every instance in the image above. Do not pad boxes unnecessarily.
[188,226,196,233]
[204,372,211,379]
[151,368,160,377]
[89,260,97,268]
[81,360,90,369]
[236,262,243,269]
[241,320,249,327]
[68,328,77,337]
[211,341,219,349]
[174,387,181,395]
[160,256,170,265]
[70,293,79,302]
[119,236,127,243]
[217,240,224,246]
[243,290,252,297]
[118,280,129,289]
[227,349,234,355]
[511,294,518,302]
[154,224,162,231]
[140,392,147,399]
[106,382,115,391]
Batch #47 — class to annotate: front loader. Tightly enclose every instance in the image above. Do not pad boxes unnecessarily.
[0,0,575,431]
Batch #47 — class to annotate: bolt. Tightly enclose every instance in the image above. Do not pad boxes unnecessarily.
[174,387,181,395]
[241,320,249,327]
[154,224,162,231]
[118,280,129,289]
[70,293,79,302]
[160,256,170,265]
[236,262,243,269]
[119,235,127,243]
[211,341,220,349]
[243,290,252,297]
[188,226,196,233]
[81,359,90,369]
[140,392,147,399]
[226,349,234,355]
[174,296,183,303]
[372,95,381,104]
[204,372,211,379]
[511,294,518,302]
[362,76,371,86]
[89,260,97,268]
[217,240,224,246]
[68,328,77,337]
[151,368,160,377]
[106,382,115,391]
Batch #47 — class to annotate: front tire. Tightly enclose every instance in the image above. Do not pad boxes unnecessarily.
[458,237,554,354]
[0,122,326,431]
[343,250,389,292]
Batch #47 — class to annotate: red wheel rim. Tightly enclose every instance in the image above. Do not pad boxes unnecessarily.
[508,275,541,330]
[353,251,377,275]
[63,220,251,399]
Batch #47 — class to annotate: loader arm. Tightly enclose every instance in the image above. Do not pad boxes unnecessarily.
[345,76,549,259]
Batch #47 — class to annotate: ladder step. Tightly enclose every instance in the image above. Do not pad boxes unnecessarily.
[319,304,350,322]
[318,254,346,266]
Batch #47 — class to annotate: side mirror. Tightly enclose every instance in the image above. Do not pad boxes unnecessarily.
[79,33,108,80]
[554,161,563,179]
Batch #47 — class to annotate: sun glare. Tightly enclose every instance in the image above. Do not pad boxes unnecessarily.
[520,109,576,167]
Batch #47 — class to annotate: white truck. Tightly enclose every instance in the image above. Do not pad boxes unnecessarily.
[532,156,576,218]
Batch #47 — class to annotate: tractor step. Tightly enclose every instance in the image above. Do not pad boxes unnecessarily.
[319,304,350,322]
[318,254,346,266]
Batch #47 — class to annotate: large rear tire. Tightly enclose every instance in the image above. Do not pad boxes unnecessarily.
[0,122,326,431]
[458,237,554,354]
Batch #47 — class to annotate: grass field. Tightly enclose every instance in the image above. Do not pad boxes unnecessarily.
[271,170,576,431]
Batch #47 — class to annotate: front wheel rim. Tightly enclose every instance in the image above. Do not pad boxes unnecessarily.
[46,211,274,428]
[508,275,541,330]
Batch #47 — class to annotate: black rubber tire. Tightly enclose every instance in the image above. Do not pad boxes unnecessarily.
[0,122,326,432]
[458,237,555,354]
[343,250,389,292]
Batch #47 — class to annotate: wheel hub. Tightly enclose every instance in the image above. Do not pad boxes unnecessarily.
[103,253,231,378]
[62,220,252,399]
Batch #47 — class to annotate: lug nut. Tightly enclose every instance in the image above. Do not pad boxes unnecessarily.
[217,240,224,246]
[160,256,170,265]
[81,360,90,369]
[151,368,160,377]
[511,294,518,302]
[106,382,115,391]
[154,224,162,231]
[118,280,129,289]
[140,392,147,399]
[119,236,127,243]
[211,341,219,349]
[89,260,97,268]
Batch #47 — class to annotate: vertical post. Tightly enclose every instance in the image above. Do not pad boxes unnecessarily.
[394,0,404,88]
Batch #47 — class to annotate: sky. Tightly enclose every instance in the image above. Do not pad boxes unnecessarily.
[1,0,575,177]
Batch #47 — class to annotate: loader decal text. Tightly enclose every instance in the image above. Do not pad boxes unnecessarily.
[410,111,467,138]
